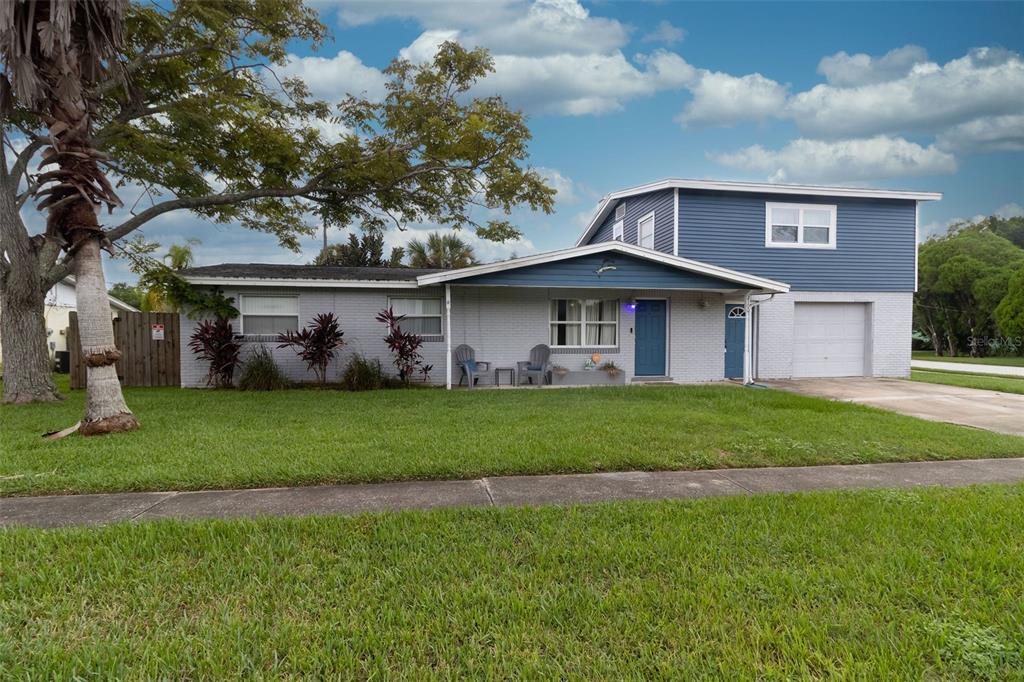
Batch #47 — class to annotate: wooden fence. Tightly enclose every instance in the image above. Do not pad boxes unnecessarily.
[68,311,180,388]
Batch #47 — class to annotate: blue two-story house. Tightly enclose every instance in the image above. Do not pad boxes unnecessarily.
[178,178,940,388]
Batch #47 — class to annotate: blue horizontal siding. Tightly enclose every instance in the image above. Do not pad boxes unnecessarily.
[456,253,754,289]
[588,190,674,254]
[677,191,916,291]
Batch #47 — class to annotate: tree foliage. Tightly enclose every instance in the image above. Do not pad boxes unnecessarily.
[107,282,143,309]
[915,217,1024,356]
[314,231,404,267]
[407,231,476,269]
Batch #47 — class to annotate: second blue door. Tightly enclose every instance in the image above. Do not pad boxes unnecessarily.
[634,300,667,376]
[724,304,746,378]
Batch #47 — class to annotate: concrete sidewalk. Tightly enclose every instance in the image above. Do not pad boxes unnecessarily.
[912,359,1024,377]
[3,457,1023,529]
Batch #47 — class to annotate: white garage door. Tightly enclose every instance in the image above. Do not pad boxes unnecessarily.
[793,303,867,377]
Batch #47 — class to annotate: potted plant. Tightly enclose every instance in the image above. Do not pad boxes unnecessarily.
[599,361,622,378]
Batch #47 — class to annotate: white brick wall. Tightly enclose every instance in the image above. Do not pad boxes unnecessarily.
[180,285,732,387]
[754,291,912,379]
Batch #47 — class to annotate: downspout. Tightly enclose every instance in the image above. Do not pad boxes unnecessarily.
[743,290,777,386]
[445,284,452,390]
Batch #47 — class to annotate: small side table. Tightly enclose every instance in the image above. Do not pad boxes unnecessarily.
[494,367,516,387]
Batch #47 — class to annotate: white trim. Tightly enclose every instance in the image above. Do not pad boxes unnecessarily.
[575,178,941,247]
[764,202,837,250]
[238,293,299,336]
[914,201,920,292]
[633,297,669,377]
[548,297,620,348]
[416,241,790,293]
[612,219,624,241]
[637,210,656,249]
[183,277,421,289]
[672,188,679,256]
[445,284,452,390]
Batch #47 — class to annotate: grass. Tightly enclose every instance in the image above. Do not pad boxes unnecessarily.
[913,351,1024,367]
[2,375,1023,497]
[911,369,1024,395]
[1,485,1022,678]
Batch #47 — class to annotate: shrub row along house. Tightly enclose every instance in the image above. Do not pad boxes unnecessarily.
[178,178,941,388]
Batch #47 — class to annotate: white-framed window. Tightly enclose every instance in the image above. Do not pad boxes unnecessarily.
[765,202,837,249]
[240,295,299,335]
[612,220,624,241]
[389,297,443,336]
[549,298,618,347]
[638,211,655,249]
[614,202,626,221]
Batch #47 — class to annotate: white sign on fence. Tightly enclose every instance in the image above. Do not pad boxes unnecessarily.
[151,323,165,341]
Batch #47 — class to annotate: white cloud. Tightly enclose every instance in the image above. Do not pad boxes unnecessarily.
[789,47,1024,138]
[476,50,695,116]
[710,135,957,183]
[536,167,577,204]
[676,70,788,127]
[467,0,628,57]
[642,20,686,45]
[936,114,1024,154]
[817,45,928,86]
[920,202,1024,240]
[398,29,460,63]
[278,50,388,102]
[995,202,1024,219]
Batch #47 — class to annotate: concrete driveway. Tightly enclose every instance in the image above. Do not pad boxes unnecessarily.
[766,377,1024,436]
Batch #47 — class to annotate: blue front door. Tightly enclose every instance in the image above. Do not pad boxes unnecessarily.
[724,304,746,378]
[634,300,667,376]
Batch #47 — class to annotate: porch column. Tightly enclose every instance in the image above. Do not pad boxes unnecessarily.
[742,291,753,385]
[445,284,452,390]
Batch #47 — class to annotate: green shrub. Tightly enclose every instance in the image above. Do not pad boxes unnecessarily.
[238,346,290,391]
[341,354,387,391]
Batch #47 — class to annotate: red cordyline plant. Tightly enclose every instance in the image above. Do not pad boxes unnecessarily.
[188,318,242,388]
[376,307,425,385]
[277,313,345,385]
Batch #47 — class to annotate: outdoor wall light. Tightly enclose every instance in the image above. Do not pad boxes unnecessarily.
[624,297,637,313]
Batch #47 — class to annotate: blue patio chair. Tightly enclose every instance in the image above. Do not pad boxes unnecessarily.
[454,344,489,388]
[518,344,552,385]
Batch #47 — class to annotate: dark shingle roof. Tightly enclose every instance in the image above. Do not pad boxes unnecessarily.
[179,263,443,282]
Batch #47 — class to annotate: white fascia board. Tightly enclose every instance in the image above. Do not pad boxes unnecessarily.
[416,242,790,293]
[574,178,943,246]
[183,276,421,289]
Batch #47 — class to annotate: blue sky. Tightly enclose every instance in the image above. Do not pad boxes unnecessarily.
[97,0,1024,283]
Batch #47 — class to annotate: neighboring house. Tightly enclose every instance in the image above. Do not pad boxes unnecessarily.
[178,178,940,388]
[0,277,139,362]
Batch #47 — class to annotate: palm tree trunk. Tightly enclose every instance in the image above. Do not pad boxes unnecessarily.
[72,235,138,434]
[0,191,61,403]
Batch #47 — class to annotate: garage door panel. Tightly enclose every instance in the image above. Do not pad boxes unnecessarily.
[793,303,866,377]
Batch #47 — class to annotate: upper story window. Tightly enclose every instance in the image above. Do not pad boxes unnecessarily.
[612,220,624,241]
[389,297,443,336]
[614,202,626,221]
[638,211,655,249]
[765,202,837,249]
[550,298,618,347]
[240,295,299,335]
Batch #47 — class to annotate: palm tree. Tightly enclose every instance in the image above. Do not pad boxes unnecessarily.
[0,0,137,434]
[406,232,476,269]
[140,240,198,311]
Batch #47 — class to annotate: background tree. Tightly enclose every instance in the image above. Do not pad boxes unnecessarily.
[407,232,476,269]
[995,269,1024,347]
[0,0,554,417]
[137,239,197,311]
[107,282,144,310]
[314,231,404,267]
[915,218,1024,356]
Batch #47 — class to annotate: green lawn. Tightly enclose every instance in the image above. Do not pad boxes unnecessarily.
[911,369,1024,395]
[2,485,1022,678]
[2,377,1023,497]
[913,351,1024,367]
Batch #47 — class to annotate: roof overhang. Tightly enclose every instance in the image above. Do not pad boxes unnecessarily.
[182,276,421,289]
[575,178,944,247]
[416,242,790,293]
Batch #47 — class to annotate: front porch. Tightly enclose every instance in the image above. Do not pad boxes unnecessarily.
[416,243,790,389]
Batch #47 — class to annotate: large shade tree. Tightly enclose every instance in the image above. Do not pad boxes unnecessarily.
[0,0,554,429]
